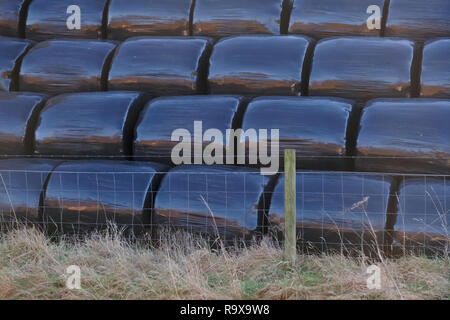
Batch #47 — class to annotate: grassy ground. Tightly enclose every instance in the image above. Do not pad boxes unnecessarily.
[0,227,448,300]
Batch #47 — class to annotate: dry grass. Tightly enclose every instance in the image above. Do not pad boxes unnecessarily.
[0,227,448,300]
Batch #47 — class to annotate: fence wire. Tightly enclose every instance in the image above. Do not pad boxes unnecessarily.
[0,167,448,257]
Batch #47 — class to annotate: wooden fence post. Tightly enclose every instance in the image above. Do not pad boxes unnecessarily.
[284,149,296,264]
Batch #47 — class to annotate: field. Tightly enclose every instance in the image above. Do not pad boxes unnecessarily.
[0,227,448,300]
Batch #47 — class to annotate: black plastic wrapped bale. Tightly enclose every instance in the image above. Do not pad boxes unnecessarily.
[268,172,394,254]
[385,0,450,42]
[288,0,385,38]
[108,37,212,95]
[134,95,246,164]
[356,99,450,174]
[392,177,449,256]
[309,37,414,102]
[26,0,109,40]
[0,37,32,91]
[208,36,311,96]
[153,165,273,241]
[19,40,117,94]
[34,92,149,157]
[421,39,450,98]
[0,0,30,37]
[0,92,46,155]
[42,160,167,235]
[107,0,193,40]
[0,158,60,226]
[241,97,354,171]
[193,0,286,38]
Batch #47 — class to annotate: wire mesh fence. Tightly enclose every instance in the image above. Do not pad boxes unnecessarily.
[0,162,448,257]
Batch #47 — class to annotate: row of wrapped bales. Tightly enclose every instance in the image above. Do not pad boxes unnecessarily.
[1,0,449,41]
[0,159,447,255]
[1,92,449,174]
[1,36,449,99]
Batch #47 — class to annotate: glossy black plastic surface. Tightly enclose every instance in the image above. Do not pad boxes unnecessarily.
[107,0,193,40]
[309,37,414,102]
[208,36,311,96]
[26,0,109,40]
[153,165,273,240]
[288,0,385,38]
[34,92,148,157]
[19,40,117,94]
[0,0,29,37]
[134,95,245,164]
[392,177,449,255]
[269,172,393,254]
[0,92,46,155]
[193,0,285,38]
[385,0,450,42]
[108,37,212,95]
[0,158,60,225]
[0,37,32,91]
[42,160,167,234]
[241,97,354,170]
[421,39,450,98]
[356,99,450,174]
